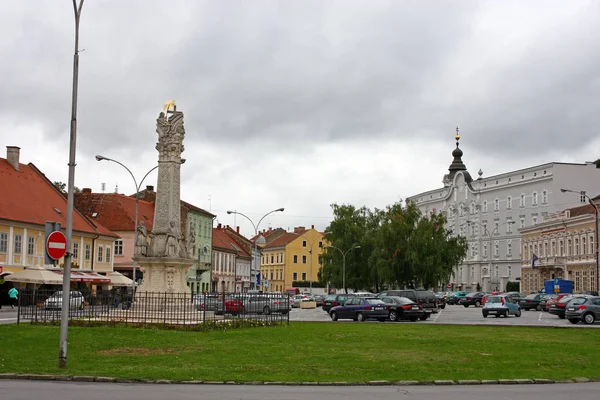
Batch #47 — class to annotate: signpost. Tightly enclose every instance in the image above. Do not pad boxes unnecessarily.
[46,231,67,260]
[554,277,560,293]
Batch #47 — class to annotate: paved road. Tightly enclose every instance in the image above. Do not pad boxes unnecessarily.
[0,309,17,325]
[289,304,600,327]
[1,380,599,400]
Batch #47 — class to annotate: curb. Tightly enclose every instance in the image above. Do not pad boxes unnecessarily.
[0,374,597,386]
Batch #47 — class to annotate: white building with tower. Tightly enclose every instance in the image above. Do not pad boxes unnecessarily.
[407,129,600,292]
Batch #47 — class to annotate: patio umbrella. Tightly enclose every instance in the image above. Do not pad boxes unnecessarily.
[106,271,134,287]
[4,265,63,285]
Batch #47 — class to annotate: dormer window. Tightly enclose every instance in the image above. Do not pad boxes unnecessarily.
[507,196,512,210]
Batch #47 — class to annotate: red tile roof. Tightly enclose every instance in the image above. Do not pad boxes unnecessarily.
[75,192,155,231]
[212,227,251,258]
[567,203,596,218]
[262,232,301,249]
[0,159,117,237]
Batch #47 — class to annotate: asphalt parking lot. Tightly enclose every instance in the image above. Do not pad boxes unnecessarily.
[289,304,600,327]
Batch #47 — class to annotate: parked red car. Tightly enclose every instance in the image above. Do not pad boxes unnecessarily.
[544,293,570,311]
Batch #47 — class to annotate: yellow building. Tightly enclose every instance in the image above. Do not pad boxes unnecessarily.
[260,227,324,292]
[519,201,598,294]
[0,147,118,288]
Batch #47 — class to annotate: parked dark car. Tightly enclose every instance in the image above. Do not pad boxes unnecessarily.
[313,295,325,307]
[504,292,527,304]
[519,293,543,311]
[322,293,356,312]
[380,296,425,322]
[549,295,594,319]
[459,292,486,308]
[377,290,437,320]
[566,296,600,324]
[447,291,468,305]
[329,297,389,322]
[435,293,446,309]
[538,294,555,311]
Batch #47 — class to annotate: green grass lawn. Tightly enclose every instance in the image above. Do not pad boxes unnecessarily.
[1,323,598,383]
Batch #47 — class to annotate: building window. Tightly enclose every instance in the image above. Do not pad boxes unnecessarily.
[302,240,307,247]
[85,244,91,260]
[14,234,22,255]
[72,242,79,260]
[482,223,488,236]
[559,240,564,256]
[532,216,538,225]
[106,246,112,263]
[483,201,488,213]
[114,240,123,256]
[542,190,548,204]
[293,272,298,281]
[27,237,35,256]
[494,221,499,235]
[302,272,307,280]
[532,192,538,206]
[544,242,548,257]
[0,233,7,253]
[494,242,499,257]
[551,241,556,256]
[494,198,499,211]
[495,265,499,277]
[506,196,512,210]
[302,255,307,264]
[590,235,595,254]
[580,191,587,203]
[470,246,475,258]
[318,241,323,248]
[520,218,525,229]
[582,236,587,255]
[507,242,512,256]
[520,194,525,208]
[293,255,298,263]
[508,266,512,277]
[483,243,488,258]
[270,272,274,280]
[271,255,274,263]
[574,238,579,255]
[506,220,513,234]
[97,246,103,263]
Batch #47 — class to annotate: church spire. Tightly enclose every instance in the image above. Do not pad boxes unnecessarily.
[447,126,468,179]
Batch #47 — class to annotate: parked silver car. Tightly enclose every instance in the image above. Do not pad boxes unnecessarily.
[44,291,85,310]
[566,296,600,325]
[482,294,521,318]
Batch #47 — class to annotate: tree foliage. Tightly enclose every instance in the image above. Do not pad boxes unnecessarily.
[320,201,468,292]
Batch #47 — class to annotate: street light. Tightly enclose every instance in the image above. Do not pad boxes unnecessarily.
[561,188,600,292]
[326,244,361,293]
[226,208,284,292]
[96,155,158,287]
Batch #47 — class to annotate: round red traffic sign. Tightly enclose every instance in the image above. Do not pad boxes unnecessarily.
[46,231,67,260]
[447,283,452,288]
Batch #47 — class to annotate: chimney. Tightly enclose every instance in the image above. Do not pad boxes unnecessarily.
[294,226,306,234]
[82,188,92,195]
[236,226,240,234]
[311,225,314,229]
[217,223,222,229]
[6,146,20,170]
[146,185,154,191]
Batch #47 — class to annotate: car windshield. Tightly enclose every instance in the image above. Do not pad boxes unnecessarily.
[525,294,538,299]
[366,299,385,305]
[558,297,573,304]
[569,298,586,306]
[325,295,336,301]
[487,296,503,303]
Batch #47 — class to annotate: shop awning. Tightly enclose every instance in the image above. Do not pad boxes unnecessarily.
[53,270,111,284]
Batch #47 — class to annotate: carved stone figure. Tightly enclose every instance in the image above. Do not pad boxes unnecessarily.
[187,228,196,258]
[135,221,148,256]
[166,220,178,257]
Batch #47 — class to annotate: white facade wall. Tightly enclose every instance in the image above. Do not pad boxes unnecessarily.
[408,161,600,292]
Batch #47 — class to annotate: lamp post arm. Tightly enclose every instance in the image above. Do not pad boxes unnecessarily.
[229,211,258,234]
[139,165,159,192]
[256,208,283,233]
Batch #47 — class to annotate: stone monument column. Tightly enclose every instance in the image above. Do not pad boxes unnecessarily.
[134,101,195,295]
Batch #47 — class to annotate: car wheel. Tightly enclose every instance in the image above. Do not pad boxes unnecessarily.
[482,312,488,318]
[263,306,271,315]
[558,314,566,319]
[389,310,398,321]
[330,311,338,321]
[419,314,429,321]
[515,310,521,317]
[439,304,446,309]
[463,305,469,308]
[583,312,596,325]
[504,310,508,318]
[568,318,579,324]
[357,313,365,322]
[536,305,541,311]
[409,317,418,322]
[475,301,481,308]
[377,318,386,322]
[495,314,499,318]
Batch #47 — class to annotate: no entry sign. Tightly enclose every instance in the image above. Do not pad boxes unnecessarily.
[46,231,67,260]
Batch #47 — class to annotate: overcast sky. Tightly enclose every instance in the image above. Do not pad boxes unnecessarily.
[2,0,599,238]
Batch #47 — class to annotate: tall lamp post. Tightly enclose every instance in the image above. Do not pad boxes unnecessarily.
[326,245,361,293]
[226,208,284,292]
[561,188,600,292]
[59,0,84,369]
[96,155,158,286]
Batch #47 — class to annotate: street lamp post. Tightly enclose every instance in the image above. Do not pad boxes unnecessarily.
[59,0,85,369]
[96,155,158,286]
[561,188,600,292]
[226,208,284,292]
[326,245,361,293]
